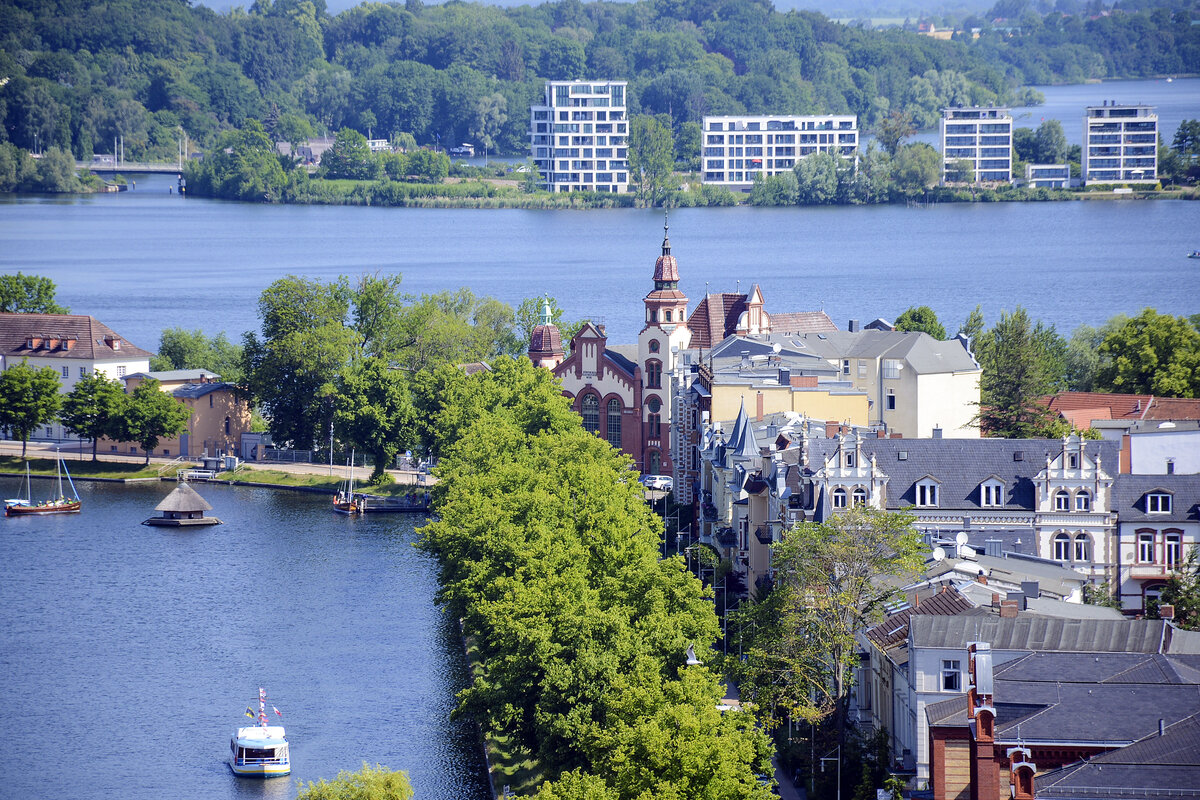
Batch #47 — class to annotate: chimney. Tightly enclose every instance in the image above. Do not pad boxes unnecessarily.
[741,350,751,369]
[848,319,860,333]
[991,593,1001,608]
[978,570,988,586]
[778,367,790,386]
[756,392,764,422]
[1000,600,1019,618]
[1009,747,1036,800]
[1020,581,1039,599]
[1167,458,1175,475]
[932,426,943,439]
[1120,434,1132,474]
[1160,604,1175,621]
[1007,591,1027,611]
[913,593,920,608]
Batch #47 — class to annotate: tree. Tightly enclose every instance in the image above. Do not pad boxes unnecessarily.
[515,296,584,348]
[749,171,799,206]
[675,120,701,170]
[242,276,359,450]
[894,306,946,339]
[628,115,674,206]
[151,328,245,384]
[890,143,939,199]
[334,357,414,482]
[945,157,974,183]
[320,127,379,180]
[297,763,413,800]
[60,373,125,461]
[1095,309,1200,398]
[116,378,191,464]
[794,152,839,204]
[1158,546,1200,631]
[1033,119,1068,165]
[0,361,63,457]
[729,508,925,737]
[874,110,915,156]
[976,307,1064,438]
[0,273,68,313]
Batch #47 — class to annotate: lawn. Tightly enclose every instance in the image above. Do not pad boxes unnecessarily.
[0,455,171,481]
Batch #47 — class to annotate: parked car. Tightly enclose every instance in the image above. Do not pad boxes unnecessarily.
[640,474,672,491]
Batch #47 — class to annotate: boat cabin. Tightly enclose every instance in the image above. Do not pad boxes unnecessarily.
[230,726,290,777]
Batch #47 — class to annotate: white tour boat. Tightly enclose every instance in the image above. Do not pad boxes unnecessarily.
[229,687,290,778]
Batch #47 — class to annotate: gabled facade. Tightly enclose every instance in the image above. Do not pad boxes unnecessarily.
[1112,474,1200,613]
[108,370,251,459]
[0,313,153,441]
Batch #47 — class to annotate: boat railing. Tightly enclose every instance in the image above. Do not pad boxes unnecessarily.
[235,755,288,766]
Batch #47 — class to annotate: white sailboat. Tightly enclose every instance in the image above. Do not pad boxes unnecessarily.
[332,452,364,515]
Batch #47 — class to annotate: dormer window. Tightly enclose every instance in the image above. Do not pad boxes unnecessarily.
[916,480,939,507]
[1147,492,1171,513]
[1054,490,1070,511]
[981,481,1004,507]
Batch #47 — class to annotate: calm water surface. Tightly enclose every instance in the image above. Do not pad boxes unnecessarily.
[0,481,490,800]
[0,78,1197,349]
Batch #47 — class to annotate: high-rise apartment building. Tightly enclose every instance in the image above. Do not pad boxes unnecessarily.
[940,107,1013,183]
[530,80,629,193]
[1082,103,1158,185]
[701,115,858,190]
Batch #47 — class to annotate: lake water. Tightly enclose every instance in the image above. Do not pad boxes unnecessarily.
[0,481,491,800]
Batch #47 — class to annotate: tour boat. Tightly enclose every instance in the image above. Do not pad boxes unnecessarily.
[229,688,290,778]
[332,453,364,515]
[1188,250,1200,259]
[5,453,81,516]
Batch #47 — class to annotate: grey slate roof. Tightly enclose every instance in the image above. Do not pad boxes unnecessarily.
[128,369,220,382]
[772,329,979,374]
[1113,473,1200,524]
[807,438,1119,511]
[171,382,238,400]
[910,616,1193,654]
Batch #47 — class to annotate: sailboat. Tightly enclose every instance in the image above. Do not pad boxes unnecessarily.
[332,452,364,515]
[5,451,81,516]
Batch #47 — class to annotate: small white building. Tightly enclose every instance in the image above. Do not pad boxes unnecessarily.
[530,80,629,194]
[0,313,153,441]
[1113,474,1200,613]
[1024,163,1070,188]
[1082,103,1158,185]
[701,114,859,190]
[940,106,1013,183]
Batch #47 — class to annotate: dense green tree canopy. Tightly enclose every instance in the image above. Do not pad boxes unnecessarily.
[115,378,192,464]
[894,306,947,339]
[0,361,63,458]
[151,328,245,384]
[297,763,413,800]
[1095,309,1200,398]
[0,273,68,314]
[628,115,675,207]
[60,372,126,461]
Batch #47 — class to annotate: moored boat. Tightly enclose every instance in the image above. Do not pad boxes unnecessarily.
[5,452,81,517]
[332,453,364,515]
[229,688,289,778]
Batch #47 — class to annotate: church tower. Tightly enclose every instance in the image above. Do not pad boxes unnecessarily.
[527,297,565,369]
[637,217,691,477]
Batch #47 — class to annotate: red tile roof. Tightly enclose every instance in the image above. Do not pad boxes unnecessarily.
[864,585,977,652]
[768,311,838,335]
[686,293,748,349]
[0,313,153,360]
[1044,392,1200,425]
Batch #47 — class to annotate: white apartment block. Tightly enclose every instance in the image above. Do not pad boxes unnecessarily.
[701,115,858,190]
[530,80,629,193]
[1082,103,1158,186]
[940,107,1013,183]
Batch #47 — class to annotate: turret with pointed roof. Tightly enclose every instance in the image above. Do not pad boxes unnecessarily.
[527,297,565,369]
[643,216,689,330]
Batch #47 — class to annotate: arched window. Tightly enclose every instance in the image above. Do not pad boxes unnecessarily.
[646,360,662,389]
[647,397,661,438]
[648,339,660,353]
[832,488,847,509]
[852,487,868,506]
[1075,490,1090,511]
[606,399,622,447]
[1054,490,1070,511]
[581,394,599,434]
[647,451,661,475]
[1073,533,1091,562]
[1053,532,1071,561]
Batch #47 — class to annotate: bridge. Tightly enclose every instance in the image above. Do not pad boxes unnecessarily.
[76,161,186,174]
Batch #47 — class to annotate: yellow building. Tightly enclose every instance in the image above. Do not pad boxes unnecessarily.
[104,370,251,460]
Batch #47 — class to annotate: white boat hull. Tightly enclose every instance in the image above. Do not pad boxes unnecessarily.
[229,760,291,778]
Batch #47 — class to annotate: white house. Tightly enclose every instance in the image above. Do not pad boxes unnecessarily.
[0,313,153,441]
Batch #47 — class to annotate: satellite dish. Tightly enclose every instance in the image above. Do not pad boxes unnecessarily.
[772,342,782,354]
[932,546,947,562]
[956,531,969,547]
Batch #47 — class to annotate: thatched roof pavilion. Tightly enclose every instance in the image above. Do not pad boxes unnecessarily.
[143,482,222,526]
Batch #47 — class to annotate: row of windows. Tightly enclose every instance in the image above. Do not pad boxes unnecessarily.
[1052,532,1092,562]
[1052,489,1092,511]
[1136,530,1184,565]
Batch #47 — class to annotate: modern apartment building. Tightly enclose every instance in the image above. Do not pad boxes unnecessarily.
[1024,163,1070,188]
[530,80,629,193]
[1082,103,1157,185]
[701,114,858,190]
[939,107,1013,183]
